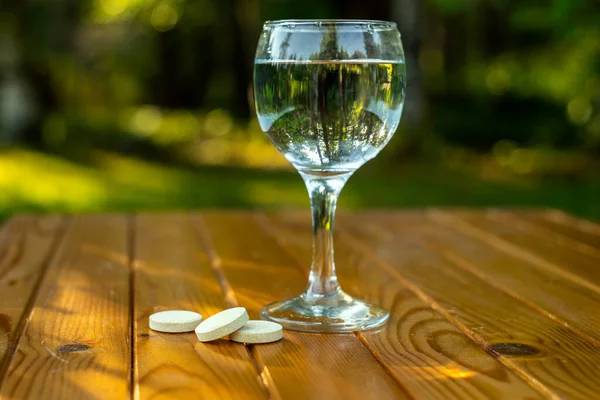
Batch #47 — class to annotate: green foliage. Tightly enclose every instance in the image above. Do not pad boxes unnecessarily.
[0,150,598,220]
[0,0,598,218]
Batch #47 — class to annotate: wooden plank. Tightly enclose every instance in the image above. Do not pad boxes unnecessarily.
[506,211,600,252]
[0,215,131,399]
[537,210,600,248]
[195,212,409,400]
[0,216,66,368]
[264,211,543,400]
[435,210,600,293]
[339,211,600,400]
[403,211,600,346]
[486,211,600,259]
[133,213,267,400]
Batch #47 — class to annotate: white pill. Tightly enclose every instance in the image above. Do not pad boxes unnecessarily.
[195,307,249,342]
[230,320,283,344]
[149,310,203,333]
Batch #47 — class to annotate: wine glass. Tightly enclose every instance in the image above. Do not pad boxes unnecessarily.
[253,20,406,332]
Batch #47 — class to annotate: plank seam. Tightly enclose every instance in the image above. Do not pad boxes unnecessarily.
[335,223,560,400]
[191,214,280,400]
[0,216,71,390]
[193,216,242,308]
[0,218,15,278]
[420,239,600,349]
[543,210,600,236]
[253,214,309,281]
[498,212,600,259]
[128,214,136,400]
[428,210,600,296]
[0,217,13,249]
[255,213,415,400]
[248,345,280,400]
[354,333,417,400]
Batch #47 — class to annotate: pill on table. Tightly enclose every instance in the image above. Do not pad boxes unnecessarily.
[230,320,283,344]
[149,310,203,333]
[195,307,249,342]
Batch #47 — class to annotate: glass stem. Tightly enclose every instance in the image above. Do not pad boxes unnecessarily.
[300,171,352,300]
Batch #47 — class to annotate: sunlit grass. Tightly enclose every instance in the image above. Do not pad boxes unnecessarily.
[0,150,107,211]
[0,148,598,222]
[0,148,305,216]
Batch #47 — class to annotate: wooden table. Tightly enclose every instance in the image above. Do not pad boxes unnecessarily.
[1,210,600,399]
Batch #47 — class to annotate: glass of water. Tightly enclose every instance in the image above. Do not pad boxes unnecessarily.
[254,20,406,332]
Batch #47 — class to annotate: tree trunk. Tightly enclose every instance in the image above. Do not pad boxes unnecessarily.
[392,0,424,125]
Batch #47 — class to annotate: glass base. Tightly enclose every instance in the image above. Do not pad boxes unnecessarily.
[260,289,390,333]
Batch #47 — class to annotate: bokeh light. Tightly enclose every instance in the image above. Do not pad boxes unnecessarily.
[150,2,180,32]
[130,106,163,136]
[485,67,511,95]
[100,0,129,17]
[0,0,598,220]
[204,109,234,137]
[567,98,593,125]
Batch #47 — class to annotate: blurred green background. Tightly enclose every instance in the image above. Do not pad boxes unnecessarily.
[0,0,598,221]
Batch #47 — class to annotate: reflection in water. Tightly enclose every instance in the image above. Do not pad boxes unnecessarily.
[255,61,406,172]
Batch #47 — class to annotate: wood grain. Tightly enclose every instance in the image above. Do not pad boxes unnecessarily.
[264,211,543,400]
[2,210,599,400]
[133,213,267,400]
[0,215,131,399]
[0,216,66,368]
[500,211,600,254]
[401,211,600,346]
[435,210,600,293]
[507,211,600,251]
[537,210,600,248]
[195,212,410,400]
[339,211,600,400]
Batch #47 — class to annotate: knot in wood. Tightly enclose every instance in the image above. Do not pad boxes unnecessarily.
[57,343,90,353]
[489,343,540,357]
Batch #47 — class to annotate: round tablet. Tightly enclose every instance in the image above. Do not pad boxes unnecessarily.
[230,320,283,344]
[195,307,249,342]
[149,310,203,333]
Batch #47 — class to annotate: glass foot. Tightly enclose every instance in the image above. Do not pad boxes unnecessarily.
[260,289,390,333]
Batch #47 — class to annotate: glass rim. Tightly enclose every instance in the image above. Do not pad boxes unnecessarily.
[264,19,397,29]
